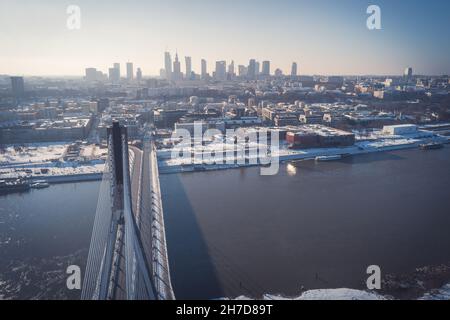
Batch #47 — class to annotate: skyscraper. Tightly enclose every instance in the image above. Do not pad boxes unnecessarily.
[136,68,142,81]
[248,59,256,80]
[10,76,25,98]
[201,59,207,80]
[126,62,134,81]
[85,68,98,81]
[96,70,105,81]
[108,68,114,81]
[404,67,413,79]
[172,53,182,81]
[113,63,121,78]
[291,62,298,77]
[215,61,227,81]
[255,61,260,75]
[185,56,192,80]
[238,65,247,77]
[164,52,172,81]
[262,61,270,76]
[228,60,235,78]
[109,67,120,83]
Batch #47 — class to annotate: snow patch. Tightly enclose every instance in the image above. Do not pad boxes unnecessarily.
[227,289,386,300]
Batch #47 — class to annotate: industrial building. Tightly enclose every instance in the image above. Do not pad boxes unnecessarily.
[286,125,355,148]
[299,113,324,124]
[0,117,93,143]
[382,124,418,135]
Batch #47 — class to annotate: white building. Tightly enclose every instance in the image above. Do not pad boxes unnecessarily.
[382,124,418,135]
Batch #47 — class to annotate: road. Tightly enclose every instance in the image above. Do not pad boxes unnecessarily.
[109,138,173,300]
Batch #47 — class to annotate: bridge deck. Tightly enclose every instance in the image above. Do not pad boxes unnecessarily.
[82,129,174,300]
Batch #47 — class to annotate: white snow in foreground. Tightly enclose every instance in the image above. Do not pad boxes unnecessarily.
[419,284,450,300]
[277,289,386,300]
[228,283,450,300]
[228,289,386,301]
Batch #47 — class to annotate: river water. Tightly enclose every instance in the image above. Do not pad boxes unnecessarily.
[1,147,449,299]
[0,182,98,299]
[160,147,450,299]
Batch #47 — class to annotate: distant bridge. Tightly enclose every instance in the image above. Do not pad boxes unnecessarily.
[81,122,174,300]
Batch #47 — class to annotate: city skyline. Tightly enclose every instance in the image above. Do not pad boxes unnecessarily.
[7,52,443,81]
[0,0,449,77]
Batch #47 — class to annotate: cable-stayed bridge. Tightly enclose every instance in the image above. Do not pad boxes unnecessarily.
[81,122,174,300]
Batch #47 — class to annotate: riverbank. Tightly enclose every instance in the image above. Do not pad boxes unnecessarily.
[225,263,450,300]
[0,141,106,186]
[158,133,449,174]
[29,172,103,184]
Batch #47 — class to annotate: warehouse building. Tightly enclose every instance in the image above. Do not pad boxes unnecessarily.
[382,124,418,136]
[286,125,355,148]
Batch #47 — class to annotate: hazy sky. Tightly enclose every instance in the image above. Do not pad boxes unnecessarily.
[0,0,449,76]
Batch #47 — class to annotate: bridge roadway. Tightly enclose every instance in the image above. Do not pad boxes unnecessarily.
[104,148,135,299]
[109,140,173,299]
[137,139,174,300]
[81,124,173,300]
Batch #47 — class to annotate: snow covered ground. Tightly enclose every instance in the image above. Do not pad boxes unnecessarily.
[158,130,449,174]
[0,143,67,165]
[227,284,450,300]
[264,289,386,300]
[226,289,385,300]
[419,284,450,300]
[0,142,106,180]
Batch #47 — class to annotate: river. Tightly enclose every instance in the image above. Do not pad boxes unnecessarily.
[1,147,450,299]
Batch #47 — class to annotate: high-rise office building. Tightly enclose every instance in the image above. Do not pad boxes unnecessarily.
[404,67,413,79]
[85,68,98,81]
[201,59,207,79]
[215,61,227,81]
[109,67,120,83]
[238,65,247,77]
[126,62,134,81]
[185,56,192,80]
[136,68,142,81]
[248,59,256,79]
[113,63,121,78]
[164,52,172,81]
[228,60,235,78]
[262,61,270,76]
[96,70,105,81]
[255,61,260,75]
[108,68,114,80]
[172,53,182,81]
[10,76,25,98]
[291,62,298,77]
